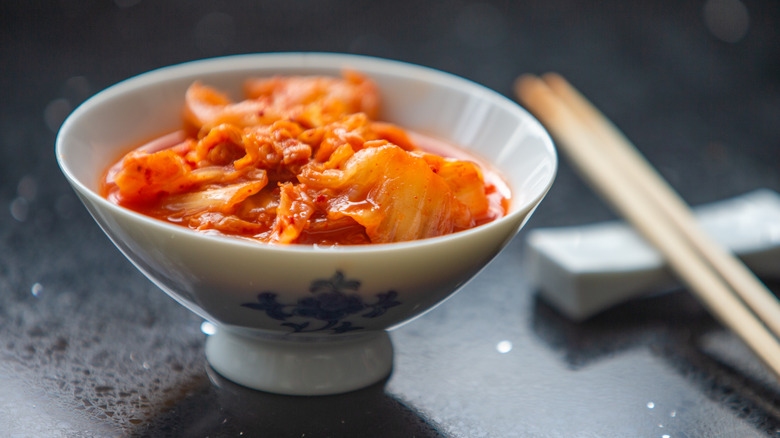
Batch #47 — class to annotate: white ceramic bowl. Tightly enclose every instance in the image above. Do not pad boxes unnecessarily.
[56,53,556,395]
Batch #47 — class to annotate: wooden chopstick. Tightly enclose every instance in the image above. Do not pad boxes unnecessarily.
[514,74,780,378]
[539,73,780,337]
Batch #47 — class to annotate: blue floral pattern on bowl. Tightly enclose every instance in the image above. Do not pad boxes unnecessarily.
[241,271,401,334]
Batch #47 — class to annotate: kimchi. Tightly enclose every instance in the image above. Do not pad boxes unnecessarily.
[102,71,509,245]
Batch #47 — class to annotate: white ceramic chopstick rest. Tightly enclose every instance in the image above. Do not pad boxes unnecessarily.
[525,189,780,320]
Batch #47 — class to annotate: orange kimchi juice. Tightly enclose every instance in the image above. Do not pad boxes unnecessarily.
[101,71,510,246]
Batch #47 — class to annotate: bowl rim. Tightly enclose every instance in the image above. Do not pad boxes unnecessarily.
[56,52,557,254]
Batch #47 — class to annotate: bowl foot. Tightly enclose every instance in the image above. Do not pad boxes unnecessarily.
[205,328,393,396]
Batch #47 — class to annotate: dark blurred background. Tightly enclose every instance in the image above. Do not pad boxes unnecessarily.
[1,1,779,436]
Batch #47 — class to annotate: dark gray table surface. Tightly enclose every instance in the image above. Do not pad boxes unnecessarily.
[2,1,780,436]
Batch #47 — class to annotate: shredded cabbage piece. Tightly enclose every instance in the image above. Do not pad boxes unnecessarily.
[102,71,508,245]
